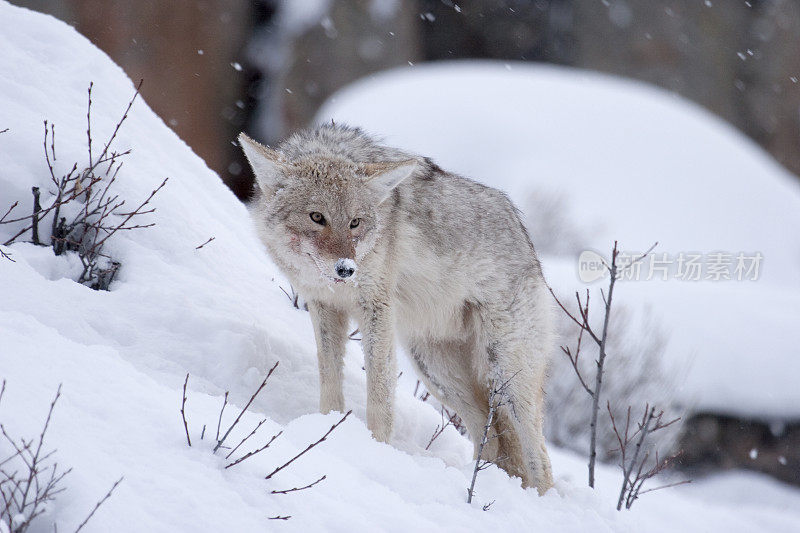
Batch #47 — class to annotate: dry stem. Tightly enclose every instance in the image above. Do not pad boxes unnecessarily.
[214,361,279,453]
[271,474,326,495]
[547,240,656,487]
[181,374,191,447]
[265,410,351,480]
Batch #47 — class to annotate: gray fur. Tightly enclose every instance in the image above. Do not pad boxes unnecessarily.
[240,124,554,494]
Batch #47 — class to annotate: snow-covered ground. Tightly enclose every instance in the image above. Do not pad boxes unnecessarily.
[1,2,799,532]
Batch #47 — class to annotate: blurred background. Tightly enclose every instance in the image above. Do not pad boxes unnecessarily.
[12,0,800,200]
[11,0,799,487]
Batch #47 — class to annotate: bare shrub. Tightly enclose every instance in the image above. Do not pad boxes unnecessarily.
[0,381,121,532]
[548,241,688,502]
[0,81,167,290]
[466,375,515,506]
[609,403,690,509]
[179,366,351,521]
[546,303,684,465]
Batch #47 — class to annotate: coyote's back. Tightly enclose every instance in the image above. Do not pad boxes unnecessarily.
[240,124,554,494]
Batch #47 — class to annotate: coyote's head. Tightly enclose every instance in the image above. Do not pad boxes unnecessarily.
[239,132,416,286]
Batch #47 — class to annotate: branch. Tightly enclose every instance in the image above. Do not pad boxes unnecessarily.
[31,187,42,245]
[73,476,123,532]
[467,378,505,503]
[225,431,283,469]
[214,361,279,453]
[270,474,326,495]
[0,201,18,224]
[86,79,142,177]
[546,283,600,345]
[588,241,620,488]
[425,407,459,450]
[91,177,167,251]
[616,242,659,276]
[215,392,229,442]
[195,236,215,250]
[636,478,692,497]
[225,419,266,460]
[559,317,593,397]
[609,401,687,510]
[264,410,351,480]
[181,374,191,447]
[87,82,93,171]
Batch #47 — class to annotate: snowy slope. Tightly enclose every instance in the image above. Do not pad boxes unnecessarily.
[315,61,800,419]
[2,3,800,532]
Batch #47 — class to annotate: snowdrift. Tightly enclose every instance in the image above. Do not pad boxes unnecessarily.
[1,2,799,531]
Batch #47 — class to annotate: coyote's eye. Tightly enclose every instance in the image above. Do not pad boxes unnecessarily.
[349,218,361,229]
[310,212,326,225]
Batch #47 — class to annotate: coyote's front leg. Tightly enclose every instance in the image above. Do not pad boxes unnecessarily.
[359,294,396,442]
[308,301,348,414]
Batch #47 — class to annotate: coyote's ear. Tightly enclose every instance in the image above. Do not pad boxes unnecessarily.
[363,160,417,203]
[238,132,285,197]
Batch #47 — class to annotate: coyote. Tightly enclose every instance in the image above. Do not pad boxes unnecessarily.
[240,124,554,494]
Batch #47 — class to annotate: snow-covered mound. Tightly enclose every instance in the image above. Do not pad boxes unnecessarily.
[316,61,800,419]
[2,2,800,531]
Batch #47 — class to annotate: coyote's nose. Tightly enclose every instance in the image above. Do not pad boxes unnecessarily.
[334,258,356,279]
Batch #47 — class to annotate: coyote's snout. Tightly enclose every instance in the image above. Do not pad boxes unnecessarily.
[240,124,554,494]
[334,258,356,279]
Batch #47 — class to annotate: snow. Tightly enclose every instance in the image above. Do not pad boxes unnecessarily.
[315,61,800,419]
[1,2,800,532]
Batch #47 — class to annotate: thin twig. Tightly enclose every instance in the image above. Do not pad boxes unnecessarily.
[559,311,593,397]
[265,410,351,480]
[608,402,686,510]
[215,392,229,442]
[214,361,279,453]
[86,79,143,177]
[87,82,93,171]
[31,187,42,245]
[588,241,620,488]
[91,178,167,251]
[74,476,123,533]
[0,201,18,224]
[636,479,692,496]
[425,407,459,450]
[195,236,215,249]
[270,474,326,494]
[225,419,267,460]
[225,431,282,469]
[467,379,506,504]
[181,374,191,447]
